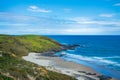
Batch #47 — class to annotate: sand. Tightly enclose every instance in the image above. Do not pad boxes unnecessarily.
[23,52,115,80]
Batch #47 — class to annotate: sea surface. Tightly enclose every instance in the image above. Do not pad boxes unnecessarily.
[48,35,120,79]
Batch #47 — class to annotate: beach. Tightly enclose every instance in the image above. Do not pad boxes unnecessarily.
[23,52,115,80]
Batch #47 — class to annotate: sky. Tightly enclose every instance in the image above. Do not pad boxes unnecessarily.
[0,0,120,35]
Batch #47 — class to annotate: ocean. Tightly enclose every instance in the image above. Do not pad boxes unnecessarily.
[48,35,120,79]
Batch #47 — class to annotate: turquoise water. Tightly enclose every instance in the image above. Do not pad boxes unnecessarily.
[48,35,120,79]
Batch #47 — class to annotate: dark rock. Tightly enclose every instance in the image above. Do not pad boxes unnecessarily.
[86,73,96,75]
[41,51,55,57]
[59,53,66,57]
[41,44,80,57]
[61,44,80,50]
[78,71,86,73]
[97,75,112,80]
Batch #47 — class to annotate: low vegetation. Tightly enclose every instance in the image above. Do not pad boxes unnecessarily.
[0,35,76,80]
[0,35,61,56]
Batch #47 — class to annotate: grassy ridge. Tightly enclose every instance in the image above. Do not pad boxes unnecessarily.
[0,35,61,56]
[0,35,76,80]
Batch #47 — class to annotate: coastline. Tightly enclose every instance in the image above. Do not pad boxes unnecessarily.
[23,52,115,80]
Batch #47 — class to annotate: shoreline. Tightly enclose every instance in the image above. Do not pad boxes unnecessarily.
[23,52,115,80]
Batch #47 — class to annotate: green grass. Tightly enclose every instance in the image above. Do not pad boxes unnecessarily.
[0,35,76,80]
[0,35,61,56]
[0,74,14,80]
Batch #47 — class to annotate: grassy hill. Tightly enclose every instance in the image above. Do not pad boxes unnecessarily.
[0,35,61,56]
[0,35,76,80]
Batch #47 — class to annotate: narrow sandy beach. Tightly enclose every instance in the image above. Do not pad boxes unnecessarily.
[23,52,115,80]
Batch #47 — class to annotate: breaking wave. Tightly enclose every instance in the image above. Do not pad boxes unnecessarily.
[61,52,120,67]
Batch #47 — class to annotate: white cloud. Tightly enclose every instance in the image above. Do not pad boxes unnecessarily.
[114,3,120,6]
[29,6,38,10]
[28,5,52,13]
[0,12,120,35]
[70,17,120,26]
[99,14,114,18]
[63,8,72,12]
[64,28,103,34]
[0,12,37,22]
[0,12,74,27]
[0,22,30,26]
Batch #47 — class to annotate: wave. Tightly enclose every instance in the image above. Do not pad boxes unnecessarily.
[94,56,120,59]
[61,52,120,67]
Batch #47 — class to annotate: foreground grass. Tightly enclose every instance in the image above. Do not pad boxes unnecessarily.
[0,35,76,80]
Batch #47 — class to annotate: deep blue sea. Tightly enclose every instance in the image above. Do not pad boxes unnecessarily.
[48,35,120,79]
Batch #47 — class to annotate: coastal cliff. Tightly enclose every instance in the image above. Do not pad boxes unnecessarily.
[0,35,76,80]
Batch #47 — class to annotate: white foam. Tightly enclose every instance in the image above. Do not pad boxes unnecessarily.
[65,53,95,61]
[101,56,120,59]
[62,52,120,67]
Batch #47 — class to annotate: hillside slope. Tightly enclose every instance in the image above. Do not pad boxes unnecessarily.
[0,35,61,56]
[0,35,76,80]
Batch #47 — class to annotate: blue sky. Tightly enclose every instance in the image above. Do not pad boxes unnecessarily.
[0,0,120,35]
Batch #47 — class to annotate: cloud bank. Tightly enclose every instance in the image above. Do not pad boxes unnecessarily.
[0,12,120,35]
[28,5,52,13]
